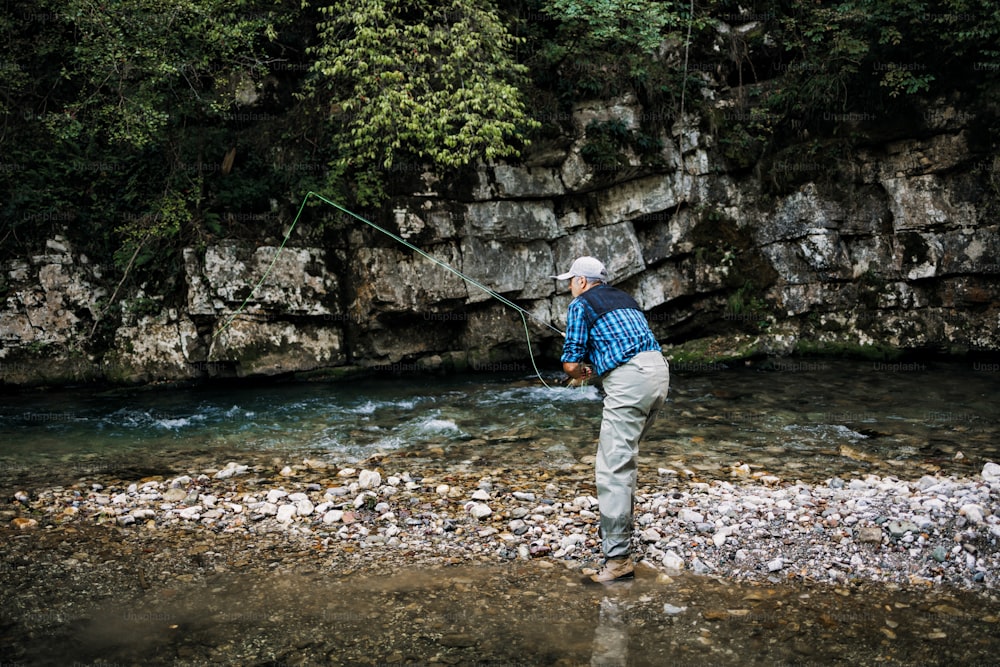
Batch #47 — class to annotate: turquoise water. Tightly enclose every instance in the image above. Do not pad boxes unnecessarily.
[1,357,998,487]
[4,356,1000,666]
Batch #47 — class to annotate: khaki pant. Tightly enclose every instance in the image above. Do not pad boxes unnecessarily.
[596,350,670,559]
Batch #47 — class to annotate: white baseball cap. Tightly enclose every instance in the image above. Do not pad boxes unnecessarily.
[553,256,608,281]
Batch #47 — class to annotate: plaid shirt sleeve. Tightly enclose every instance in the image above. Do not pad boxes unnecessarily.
[560,298,589,364]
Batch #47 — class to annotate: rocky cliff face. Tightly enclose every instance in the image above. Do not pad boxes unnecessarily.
[2,95,998,386]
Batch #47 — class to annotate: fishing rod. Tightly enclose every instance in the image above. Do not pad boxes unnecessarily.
[212,191,566,386]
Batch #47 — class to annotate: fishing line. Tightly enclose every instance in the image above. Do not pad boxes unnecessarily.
[212,191,565,388]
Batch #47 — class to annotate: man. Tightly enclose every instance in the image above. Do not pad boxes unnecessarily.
[554,256,670,583]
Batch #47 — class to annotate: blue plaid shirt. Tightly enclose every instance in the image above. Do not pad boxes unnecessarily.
[560,285,661,377]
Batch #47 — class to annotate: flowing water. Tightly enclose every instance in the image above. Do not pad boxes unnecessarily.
[2,357,998,486]
[3,356,1000,665]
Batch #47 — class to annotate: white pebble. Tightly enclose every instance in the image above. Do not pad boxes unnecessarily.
[266,490,288,504]
[468,503,492,519]
[213,462,249,479]
[981,462,1000,483]
[662,550,685,571]
[679,509,704,523]
[358,470,382,490]
[960,504,986,525]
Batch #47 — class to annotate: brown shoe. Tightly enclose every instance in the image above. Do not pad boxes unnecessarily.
[588,557,634,583]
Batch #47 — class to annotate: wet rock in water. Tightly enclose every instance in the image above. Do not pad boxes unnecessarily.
[213,462,249,479]
[13,490,29,504]
[11,517,38,530]
[692,558,714,574]
[663,604,688,615]
[439,633,476,648]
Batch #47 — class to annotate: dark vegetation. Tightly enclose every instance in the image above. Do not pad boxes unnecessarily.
[1,0,998,347]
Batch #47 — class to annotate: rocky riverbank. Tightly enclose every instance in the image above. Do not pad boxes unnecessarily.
[4,451,1000,665]
[7,455,1000,590]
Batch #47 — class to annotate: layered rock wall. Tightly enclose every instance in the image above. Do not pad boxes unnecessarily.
[2,96,998,386]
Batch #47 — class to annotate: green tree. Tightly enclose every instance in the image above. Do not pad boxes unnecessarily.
[540,0,680,61]
[306,0,538,203]
[32,0,284,148]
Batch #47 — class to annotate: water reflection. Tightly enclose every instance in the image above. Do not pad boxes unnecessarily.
[21,562,1000,666]
[592,594,630,666]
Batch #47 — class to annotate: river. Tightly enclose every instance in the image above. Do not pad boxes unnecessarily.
[2,356,998,485]
[2,356,999,665]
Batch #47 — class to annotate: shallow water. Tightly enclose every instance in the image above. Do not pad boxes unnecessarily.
[21,561,1000,666]
[2,357,998,487]
[3,357,1000,665]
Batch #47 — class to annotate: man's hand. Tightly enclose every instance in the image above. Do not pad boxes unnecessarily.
[563,361,594,386]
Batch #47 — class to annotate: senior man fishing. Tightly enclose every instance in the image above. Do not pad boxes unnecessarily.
[554,256,670,583]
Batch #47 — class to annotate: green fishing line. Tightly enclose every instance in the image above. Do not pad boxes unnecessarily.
[212,191,564,388]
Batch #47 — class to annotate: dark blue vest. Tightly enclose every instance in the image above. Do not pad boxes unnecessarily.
[577,285,642,328]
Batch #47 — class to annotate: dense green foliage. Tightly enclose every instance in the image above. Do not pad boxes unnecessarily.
[307,0,538,204]
[1,0,998,345]
[1,0,290,280]
[709,0,1000,174]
